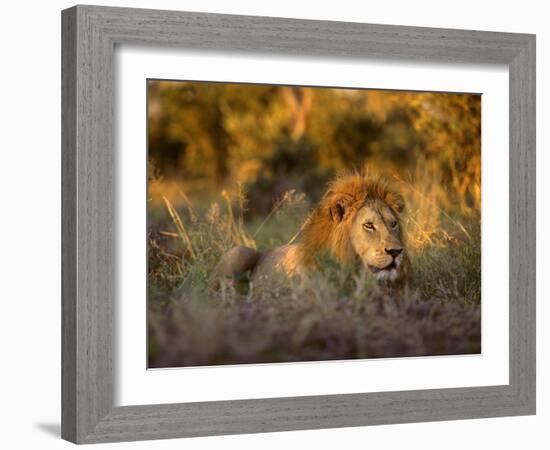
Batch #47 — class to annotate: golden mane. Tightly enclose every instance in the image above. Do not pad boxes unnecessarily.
[301,172,404,264]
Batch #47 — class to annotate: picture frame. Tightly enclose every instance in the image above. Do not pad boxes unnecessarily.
[61,4,536,444]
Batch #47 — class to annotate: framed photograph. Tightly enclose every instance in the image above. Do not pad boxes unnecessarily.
[62,5,536,444]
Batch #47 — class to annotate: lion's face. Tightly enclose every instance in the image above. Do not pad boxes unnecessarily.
[302,174,409,284]
[349,199,405,282]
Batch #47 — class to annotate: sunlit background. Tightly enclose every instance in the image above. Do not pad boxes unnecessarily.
[148,80,480,249]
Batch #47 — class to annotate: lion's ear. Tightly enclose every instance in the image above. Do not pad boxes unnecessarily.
[385,192,405,214]
[330,202,346,221]
[328,196,349,222]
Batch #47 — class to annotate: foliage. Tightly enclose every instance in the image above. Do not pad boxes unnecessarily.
[148,82,481,217]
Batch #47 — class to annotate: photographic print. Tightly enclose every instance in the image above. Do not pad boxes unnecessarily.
[147,80,481,368]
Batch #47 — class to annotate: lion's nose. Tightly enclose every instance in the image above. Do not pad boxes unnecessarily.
[385,248,403,259]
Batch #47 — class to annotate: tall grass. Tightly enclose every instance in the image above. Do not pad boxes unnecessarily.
[147,169,481,367]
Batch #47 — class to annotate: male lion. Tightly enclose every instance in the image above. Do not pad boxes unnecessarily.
[210,173,409,290]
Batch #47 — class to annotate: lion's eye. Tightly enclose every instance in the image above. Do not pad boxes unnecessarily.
[391,221,398,228]
[363,222,375,231]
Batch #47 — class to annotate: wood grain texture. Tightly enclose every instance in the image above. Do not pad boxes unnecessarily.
[62,5,115,442]
[61,7,77,443]
[61,4,536,444]
[508,36,536,409]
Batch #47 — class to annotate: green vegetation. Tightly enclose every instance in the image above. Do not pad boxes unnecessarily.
[148,188,480,367]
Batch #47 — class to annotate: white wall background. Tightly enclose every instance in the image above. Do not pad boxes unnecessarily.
[0,0,546,448]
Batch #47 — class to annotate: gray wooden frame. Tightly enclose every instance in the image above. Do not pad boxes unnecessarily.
[61,4,536,444]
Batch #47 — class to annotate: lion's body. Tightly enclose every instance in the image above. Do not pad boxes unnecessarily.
[252,244,307,279]
[209,173,410,290]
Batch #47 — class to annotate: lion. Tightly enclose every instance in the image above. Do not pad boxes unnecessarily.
[209,172,410,290]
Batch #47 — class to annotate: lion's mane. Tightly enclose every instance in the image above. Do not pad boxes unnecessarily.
[301,172,406,265]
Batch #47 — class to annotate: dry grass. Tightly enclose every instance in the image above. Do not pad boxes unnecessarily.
[147,170,481,368]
